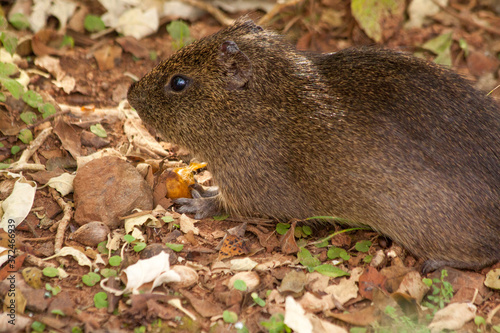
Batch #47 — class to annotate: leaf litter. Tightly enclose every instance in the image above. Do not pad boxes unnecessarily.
[0,1,498,332]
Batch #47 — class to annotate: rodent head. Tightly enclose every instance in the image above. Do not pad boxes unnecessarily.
[127,19,316,159]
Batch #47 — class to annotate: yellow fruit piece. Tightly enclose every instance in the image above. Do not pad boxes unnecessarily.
[165,162,207,199]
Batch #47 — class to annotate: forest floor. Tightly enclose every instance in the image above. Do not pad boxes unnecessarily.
[0,0,499,332]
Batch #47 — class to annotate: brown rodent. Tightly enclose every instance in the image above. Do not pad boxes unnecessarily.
[128,19,500,272]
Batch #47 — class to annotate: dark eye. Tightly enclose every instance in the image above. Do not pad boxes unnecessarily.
[170,75,188,92]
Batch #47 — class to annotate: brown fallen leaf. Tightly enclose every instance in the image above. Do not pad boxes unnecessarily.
[280,220,299,254]
[358,266,387,300]
[181,289,224,317]
[94,44,123,71]
[116,36,150,58]
[327,305,378,326]
[53,117,83,158]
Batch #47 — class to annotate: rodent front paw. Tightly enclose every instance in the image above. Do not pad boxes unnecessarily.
[174,196,221,219]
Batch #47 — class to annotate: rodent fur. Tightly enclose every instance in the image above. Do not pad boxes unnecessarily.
[128,19,500,272]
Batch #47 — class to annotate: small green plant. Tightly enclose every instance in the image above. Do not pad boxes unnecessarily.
[166,20,192,50]
[94,291,108,308]
[8,13,30,30]
[475,316,486,333]
[84,15,105,33]
[165,242,183,252]
[20,111,37,125]
[222,310,238,324]
[297,247,321,272]
[123,234,147,252]
[51,309,65,316]
[82,272,101,286]
[355,240,372,252]
[0,62,57,127]
[31,321,46,332]
[71,326,83,333]
[276,222,290,235]
[422,269,454,313]
[100,268,117,278]
[108,255,122,266]
[61,35,75,48]
[124,234,135,243]
[42,267,59,278]
[133,242,146,252]
[18,128,32,144]
[251,292,266,307]
[97,241,109,254]
[0,31,18,55]
[380,305,430,333]
[233,279,247,291]
[297,247,349,277]
[327,247,350,260]
[134,326,146,333]
[213,213,229,220]
[46,283,62,296]
[161,215,174,223]
[10,145,20,155]
[90,123,107,137]
[294,225,312,238]
[261,314,291,333]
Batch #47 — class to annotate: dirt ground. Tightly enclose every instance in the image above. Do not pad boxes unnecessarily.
[0,0,499,332]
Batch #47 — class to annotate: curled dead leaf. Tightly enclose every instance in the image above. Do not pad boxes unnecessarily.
[229,271,260,292]
[70,222,110,247]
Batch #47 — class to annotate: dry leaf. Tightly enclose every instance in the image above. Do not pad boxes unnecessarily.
[284,296,313,333]
[179,214,199,235]
[123,118,170,157]
[325,274,359,305]
[308,313,348,333]
[0,312,31,331]
[299,292,334,312]
[102,251,180,295]
[278,270,307,294]
[229,258,258,271]
[116,8,159,39]
[428,302,476,333]
[228,271,260,292]
[43,247,93,271]
[484,268,500,290]
[45,173,75,196]
[124,213,161,234]
[0,176,36,231]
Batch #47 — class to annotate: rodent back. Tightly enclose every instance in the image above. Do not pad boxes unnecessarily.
[127,19,337,160]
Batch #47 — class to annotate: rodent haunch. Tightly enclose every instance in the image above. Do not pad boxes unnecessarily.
[128,19,500,272]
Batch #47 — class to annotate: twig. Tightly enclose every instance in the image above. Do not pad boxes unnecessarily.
[26,109,70,130]
[258,0,304,26]
[23,251,58,268]
[22,236,56,242]
[49,187,73,253]
[432,0,500,36]
[7,127,52,172]
[179,0,234,26]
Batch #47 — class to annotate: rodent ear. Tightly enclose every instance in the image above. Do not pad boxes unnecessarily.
[218,41,252,90]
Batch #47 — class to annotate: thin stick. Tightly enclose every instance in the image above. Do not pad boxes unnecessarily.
[432,0,500,36]
[258,0,303,26]
[179,0,234,26]
[8,127,52,172]
[49,187,73,253]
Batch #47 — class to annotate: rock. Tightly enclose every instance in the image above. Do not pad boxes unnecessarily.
[73,156,153,229]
